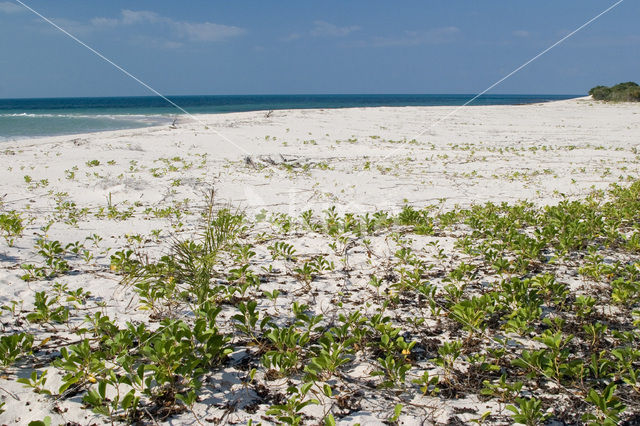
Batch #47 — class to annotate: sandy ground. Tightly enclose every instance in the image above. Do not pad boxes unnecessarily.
[1,97,639,424]
[3,96,639,216]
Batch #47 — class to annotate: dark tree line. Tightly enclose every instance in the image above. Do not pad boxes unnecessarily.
[589,81,640,102]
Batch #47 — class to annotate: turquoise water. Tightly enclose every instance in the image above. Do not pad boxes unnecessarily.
[0,94,581,141]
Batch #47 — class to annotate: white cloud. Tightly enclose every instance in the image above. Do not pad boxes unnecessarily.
[90,9,245,43]
[371,26,460,47]
[513,30,530,38]
[90,17,119,27]
[173,21,245,42]
[164,40,184,49]
[0,1,23,14]
[120,10,162,25]
[281,32,302,42]
[129,35,184,49]
[37,17,94,36]
[310,20,360,37]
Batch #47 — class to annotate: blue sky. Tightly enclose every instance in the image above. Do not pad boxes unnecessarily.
[0,0,638,98]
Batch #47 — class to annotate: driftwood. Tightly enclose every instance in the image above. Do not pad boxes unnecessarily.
[243,154,317,169]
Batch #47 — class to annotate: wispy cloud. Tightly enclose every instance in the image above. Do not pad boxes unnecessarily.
[370,26,460,47]
[91,9,245,43]
[120,10,162,25]
[310,20,360,37]
[90,17,119,27]
[513,30,530,38]
[34,17,96,37]
[55,18,97,36]
[128,35,184,50]
[172,21,244,42]
[281,32,302,42]
[0,1,24,14]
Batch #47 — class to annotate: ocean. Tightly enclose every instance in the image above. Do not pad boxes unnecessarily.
[0,94,580,141]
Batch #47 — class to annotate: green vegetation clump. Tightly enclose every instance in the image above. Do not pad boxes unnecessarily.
[589,81,640,102]
[4,179,640,423]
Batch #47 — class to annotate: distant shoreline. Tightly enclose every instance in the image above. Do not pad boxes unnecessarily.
[0,93,584,102]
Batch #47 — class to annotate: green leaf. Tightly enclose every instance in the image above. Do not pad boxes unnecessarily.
[324,414,336,426]
[323,384,333,397]
[300,382,313,395]
[121,390,135,410]
[28,417,51,426]
[505,404,518,414]
[59,376,79,394]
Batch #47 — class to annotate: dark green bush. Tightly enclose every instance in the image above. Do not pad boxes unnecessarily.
[589,81,640,102]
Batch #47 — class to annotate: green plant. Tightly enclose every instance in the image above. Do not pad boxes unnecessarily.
[26,291,69,324]
[301,209,323,232]
[589,81,640,102]
[450,296,489,339]
[304,332,354,380]
[17,369,51,395]
[203,206,245,251]
[82,372,125,420]
[64,166,77,180]
[27,238,71,279]
[110,249,140,274]
[582,383,626,425]
[371,355,411,388]
[583,323,608,348]
[0,211,24,246]
[81,369,143,422]
[27,417,51,426]
[54,339,106,394]
[232,300,272,344]
[324,413,336,426]
[227,263,261,297]
[623,366,640,393]
[0,333,34,370]
[470,411,492,426]
[575,295,597,318]
[434,340,462,382]
[588,351,615,381]
[506,397,550,425]
[266,383,319,425]
[263,289,281,309]
[533,330,582,383]
[269,212,294,234]
[262,324,309,377]
[81,249,94,264]
[480,374,523,402]
[262,348,300,378]
[137,316,230,410]
[388,403,403,424]
[294,261,317,289]
[268,241,297,261]
[412,370,440,396]
[86,233,103,247]
[19,263,47,281]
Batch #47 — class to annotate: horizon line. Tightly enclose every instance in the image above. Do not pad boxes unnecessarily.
[0,92,586,101]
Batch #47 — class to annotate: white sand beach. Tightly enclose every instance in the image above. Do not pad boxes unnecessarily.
[1,97,640,424]
[4,97,639,214]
